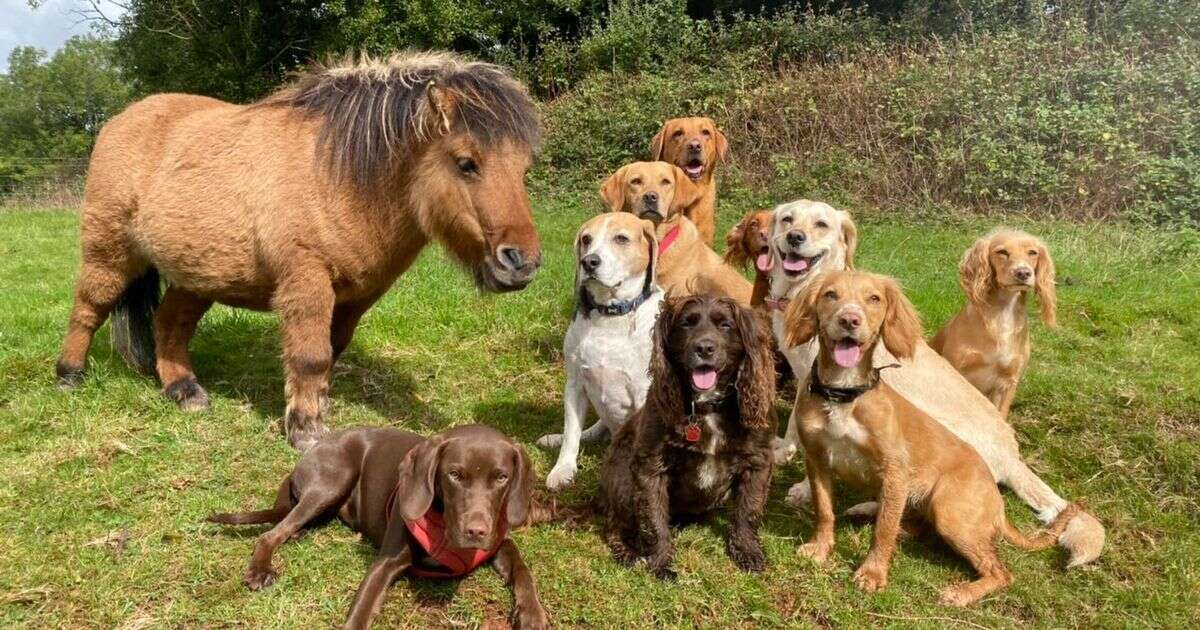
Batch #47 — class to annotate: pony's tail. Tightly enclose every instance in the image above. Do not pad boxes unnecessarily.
[111,268,160,376]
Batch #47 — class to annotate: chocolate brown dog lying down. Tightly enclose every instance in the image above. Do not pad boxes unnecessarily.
[207,425,549,629]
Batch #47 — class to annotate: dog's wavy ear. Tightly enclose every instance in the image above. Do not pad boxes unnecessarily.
[713,126,730,164]
[395,434,448,521]
[650,121,668,161]
[839,211,859,270]
[646,298,685,421]
[723,213,751,268]
[1034,238,1057,327]
[784,277,824,348]
[641,219,659,286]
[505,442,535,527]
[732,301,775,431]
[600,165,628,213]
[669,165,703,215]
[959,236,993,306]
[881,277,923,360]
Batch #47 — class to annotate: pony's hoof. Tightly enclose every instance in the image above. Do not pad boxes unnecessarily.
[56,362,84,390]
[163,376,210,412]
[786,480,812,510]
[535,433,563,450]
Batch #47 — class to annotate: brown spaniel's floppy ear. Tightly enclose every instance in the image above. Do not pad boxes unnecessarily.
[599,166,628,213]
[1034,239,1057,327]
[959,236,994,305]
[669,165,703,215]
[505,442,535,527]
[713,127,730,164]
[646,298,685,421]
[784,278,824,348]
[650,122,668,161]
[881,278,923,360]
[395,434,447,521]
[839,211,858,270]
[732,301,775,431]
[723,214,751,268]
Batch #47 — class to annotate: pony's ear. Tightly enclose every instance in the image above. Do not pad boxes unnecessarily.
[650,122,668,161]
[600,166,628,213]
[713,126,730,164]
[959,236,994,306]
[881,278,923,360]
[426,83,457,134]
[646,298,685,422]
[839,211,858,270]
[1035,239,1057,327]
[642,219,659,285]
[723,214,750,267]
[732,302,775,431]
[505,442,535,527]
[395,435,447,521]
[669,165,703,214]
[784,279,823,348]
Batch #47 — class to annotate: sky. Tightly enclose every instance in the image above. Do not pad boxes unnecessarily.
[1,0,126,71]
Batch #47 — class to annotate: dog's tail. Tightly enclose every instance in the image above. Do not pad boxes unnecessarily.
[206,507,291,526]
[111,267,161,376]
[1003,460,1105,567]
[1000,502,1080,551]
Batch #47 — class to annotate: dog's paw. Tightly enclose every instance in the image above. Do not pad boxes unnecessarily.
[244,565,277,591]
[728,540,767,573]
[535,433,563,450]
[938,583,978,607]
[512,601,551,630]
[796,540,832,564]
[785,480,812,510]
[771,438,797,465]
[648,563,677,582]
[852,562,888,593]
[843,501,879,518]
[545,463,577,491]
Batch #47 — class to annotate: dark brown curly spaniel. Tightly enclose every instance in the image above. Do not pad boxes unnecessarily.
[599,294,776,579]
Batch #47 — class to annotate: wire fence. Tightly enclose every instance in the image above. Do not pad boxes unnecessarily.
[0,157,88,209]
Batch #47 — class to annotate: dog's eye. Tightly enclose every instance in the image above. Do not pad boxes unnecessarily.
[448,470,462,482]
[580,234,592,247]
[672,129,684,137]
[456,157,478,175]
[661,178,670,186]
[718,318,734,330]
[630,177,642,186]
[815,220,829,229]
[781,216,793,225]
[614,234,630,245]
[1028,250,1038,256]
[701,129,711,136]
[824,290,838,300]
[996,249,1009,257]
[495,474,509,485]
[682,313,701,327]
[869,294,881,303]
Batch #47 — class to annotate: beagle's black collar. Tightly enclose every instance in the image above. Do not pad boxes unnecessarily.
[578,283,656,317]
[808,359,900,404]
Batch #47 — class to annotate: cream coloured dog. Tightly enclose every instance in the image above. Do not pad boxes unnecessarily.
[762,200,1105,568]
[537,212,664,490]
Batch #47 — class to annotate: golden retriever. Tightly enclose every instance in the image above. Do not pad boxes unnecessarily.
[785,270,1079,606]
[650,117,729,245]
[931,230,1057,418]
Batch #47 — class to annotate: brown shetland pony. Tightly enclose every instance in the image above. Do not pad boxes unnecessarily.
[57,52,544,450]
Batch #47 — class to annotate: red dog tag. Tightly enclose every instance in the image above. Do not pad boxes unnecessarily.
[685,423,701,442]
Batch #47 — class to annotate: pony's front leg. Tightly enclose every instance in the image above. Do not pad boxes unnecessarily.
[274,264,336,451]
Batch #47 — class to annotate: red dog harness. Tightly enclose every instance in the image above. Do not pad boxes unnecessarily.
[658,224,682,255]
[386,484,507,578]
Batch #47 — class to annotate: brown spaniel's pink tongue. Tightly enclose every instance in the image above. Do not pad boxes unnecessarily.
[755,253,774,272]
[833,340,863,368]
[691,368,717,390]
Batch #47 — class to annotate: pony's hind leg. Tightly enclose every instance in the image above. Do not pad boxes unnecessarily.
[57,248,147,387]
[274,263,336,451]
[155,286,213,410]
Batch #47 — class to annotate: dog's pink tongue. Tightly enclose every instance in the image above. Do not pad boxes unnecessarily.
[782,256,809,272]
[685,164,703,176]
[833,340,863,368]
[692,368,717,390]
[755,253,774,272]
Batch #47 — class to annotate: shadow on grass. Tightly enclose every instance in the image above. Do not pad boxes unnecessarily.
[470,398,563,445]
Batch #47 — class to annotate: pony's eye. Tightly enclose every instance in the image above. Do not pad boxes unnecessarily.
[456,158,478,175]
[614,234,630,245]
[824,290,838,300]
[580,234,592,247]
[869,294,881,303]
[630,177,642,186]
[672,129,684,137]
[815,220,829,229]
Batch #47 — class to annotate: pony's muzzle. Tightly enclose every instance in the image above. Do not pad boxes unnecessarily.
[480,244,541,292]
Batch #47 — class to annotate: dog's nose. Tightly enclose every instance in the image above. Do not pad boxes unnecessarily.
[838,313,861,330]
[1014,267,1033,282]
[687,140,702,153]
[694,339,716,359]
[465,523,488,542]
[643,191,658,205]
[786,231,807,247]
[581,253,601,272]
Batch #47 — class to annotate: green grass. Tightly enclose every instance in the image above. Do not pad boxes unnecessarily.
[1,189,1198,628]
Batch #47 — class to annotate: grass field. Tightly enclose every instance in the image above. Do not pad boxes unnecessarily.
[1,186,1198,628]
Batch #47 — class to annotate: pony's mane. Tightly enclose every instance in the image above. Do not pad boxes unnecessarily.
[262,51,542,190]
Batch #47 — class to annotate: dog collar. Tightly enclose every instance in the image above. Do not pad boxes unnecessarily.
[764,297,790,312]
[808,359,900,404]
[658,224,682,255]
[682,393,733,442]
[578,283,657,318]
[385,484,507,578]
